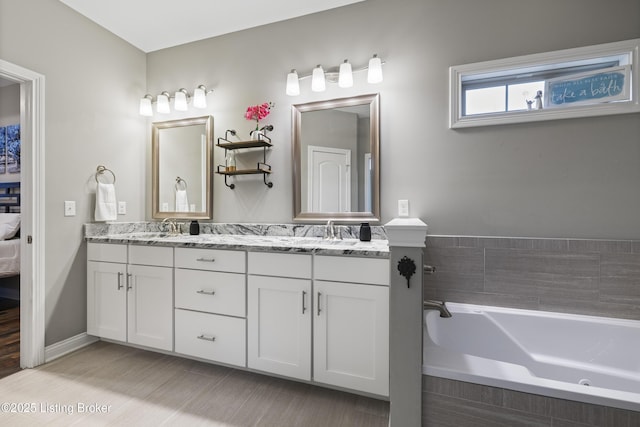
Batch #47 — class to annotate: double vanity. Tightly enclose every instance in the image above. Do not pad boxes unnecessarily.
[85,226,391,397]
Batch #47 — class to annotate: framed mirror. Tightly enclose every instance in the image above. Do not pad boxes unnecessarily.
[152,116,213,219]
[292,93,380,223]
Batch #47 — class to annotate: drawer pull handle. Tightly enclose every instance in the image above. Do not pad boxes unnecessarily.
[317,292,322,316]
[126,273,133,290]
[196,290,216,296]
[197,334,216,342]
[117,272,124,290]
[196,257,216,263]
[302,290,307,314]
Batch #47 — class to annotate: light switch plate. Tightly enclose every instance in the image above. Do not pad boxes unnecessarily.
[118,201,127,215]
[398,199,409,217]
[64,200,76,217]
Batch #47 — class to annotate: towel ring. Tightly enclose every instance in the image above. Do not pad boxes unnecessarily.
[96,165,116,184]
[175,177,187,191]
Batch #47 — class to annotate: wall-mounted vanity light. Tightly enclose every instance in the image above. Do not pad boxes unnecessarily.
[174,88,189,111]
[157,91,171,114]
[139,85,213,116]
[286,54,384,96]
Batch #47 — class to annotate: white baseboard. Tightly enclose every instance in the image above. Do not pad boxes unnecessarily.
[44,333,99,363]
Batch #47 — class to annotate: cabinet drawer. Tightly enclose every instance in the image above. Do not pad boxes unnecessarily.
[314,256,389,286]
[175,248,245,273]
[248,252,311,279]
[87,243,127,263]
[129,245,173,267]
[175,269,245,317]
[175,309,246,367]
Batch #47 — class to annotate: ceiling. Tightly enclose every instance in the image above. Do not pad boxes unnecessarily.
[59,0,364,53]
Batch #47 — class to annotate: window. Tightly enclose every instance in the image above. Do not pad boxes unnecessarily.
[450,39,640,128]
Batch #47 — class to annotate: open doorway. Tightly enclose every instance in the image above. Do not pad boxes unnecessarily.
[0,79,21,377]
[0,59,45,371]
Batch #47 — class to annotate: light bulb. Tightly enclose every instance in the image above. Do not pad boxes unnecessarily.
[193,85,207,109]
[174,89,188,111]
[157,91,170,114]
[338,60,353,88]
[367,54,383,84]
[286,69,300,96]
[311,65,326,92]
[139,95,152,117]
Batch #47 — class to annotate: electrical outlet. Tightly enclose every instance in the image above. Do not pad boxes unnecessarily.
[398,199,409,217]
[64,200,76,217]
[118,201,127,215]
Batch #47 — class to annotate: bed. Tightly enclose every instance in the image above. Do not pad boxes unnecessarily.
[0,239,19,278]
[0,187,20,278]
[0,182,20,213]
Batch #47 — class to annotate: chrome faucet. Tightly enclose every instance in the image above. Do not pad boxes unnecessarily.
[162,218,180,235]
[324,220,340,240]
[424,300,452,318]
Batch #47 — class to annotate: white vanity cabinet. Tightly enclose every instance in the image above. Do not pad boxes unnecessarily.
[248,252,390,397]
[87,243,174,351]
[247,252,312,380]
[174,247,247,367]
[87,238,390,397]
[313,255,390,396]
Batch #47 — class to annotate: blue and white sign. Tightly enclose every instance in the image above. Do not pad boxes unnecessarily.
[545,65,630,107]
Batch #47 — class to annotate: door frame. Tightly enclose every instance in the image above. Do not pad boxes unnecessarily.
[0,59,46,368]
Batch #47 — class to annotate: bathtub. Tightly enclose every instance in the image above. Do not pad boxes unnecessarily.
[423,302,640,412]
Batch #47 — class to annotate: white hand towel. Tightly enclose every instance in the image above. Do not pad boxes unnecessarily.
[175,189,189,212]
[95,182,117,221]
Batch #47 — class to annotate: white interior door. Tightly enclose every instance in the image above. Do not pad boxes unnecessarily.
[308,146,351,213]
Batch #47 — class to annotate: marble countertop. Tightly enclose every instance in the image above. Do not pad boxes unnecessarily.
[86,232,389,258]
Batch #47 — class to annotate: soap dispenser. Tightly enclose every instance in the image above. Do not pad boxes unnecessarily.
[359,222,371,242]
[189,220,200,235]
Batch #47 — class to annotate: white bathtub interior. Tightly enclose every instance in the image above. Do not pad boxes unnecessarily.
[423,302,640,412]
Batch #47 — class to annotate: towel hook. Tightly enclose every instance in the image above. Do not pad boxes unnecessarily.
[95,165,116,184]
[175,176,187,191]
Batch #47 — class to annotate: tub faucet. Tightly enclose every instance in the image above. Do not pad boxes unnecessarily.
[424,300,452,318]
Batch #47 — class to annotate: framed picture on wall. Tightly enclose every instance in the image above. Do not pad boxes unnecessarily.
[0,127,6,175]
[5,124,20,174]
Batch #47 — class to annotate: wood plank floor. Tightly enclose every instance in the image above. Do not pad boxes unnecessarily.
[0,305,20,379]
[0,341,390,426]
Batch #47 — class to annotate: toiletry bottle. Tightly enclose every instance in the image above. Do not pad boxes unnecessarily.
[225,150,236,172]
[189,220,200,235]
[359,222,371,242]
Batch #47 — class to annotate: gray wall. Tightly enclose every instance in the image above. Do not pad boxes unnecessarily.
[1,0,639,345]
[147,0,640,239]
[0,83,19,126]
[0,0,147,345]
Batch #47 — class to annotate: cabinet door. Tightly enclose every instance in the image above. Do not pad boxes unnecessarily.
[248,275,311,380]
[313,280,389,396]
[87,261,127,342]
[127,264,174,351]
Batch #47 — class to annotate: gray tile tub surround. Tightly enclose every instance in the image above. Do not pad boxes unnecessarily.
[423,235,640,321]
[85,222,387,240]
[422,376,640,427]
